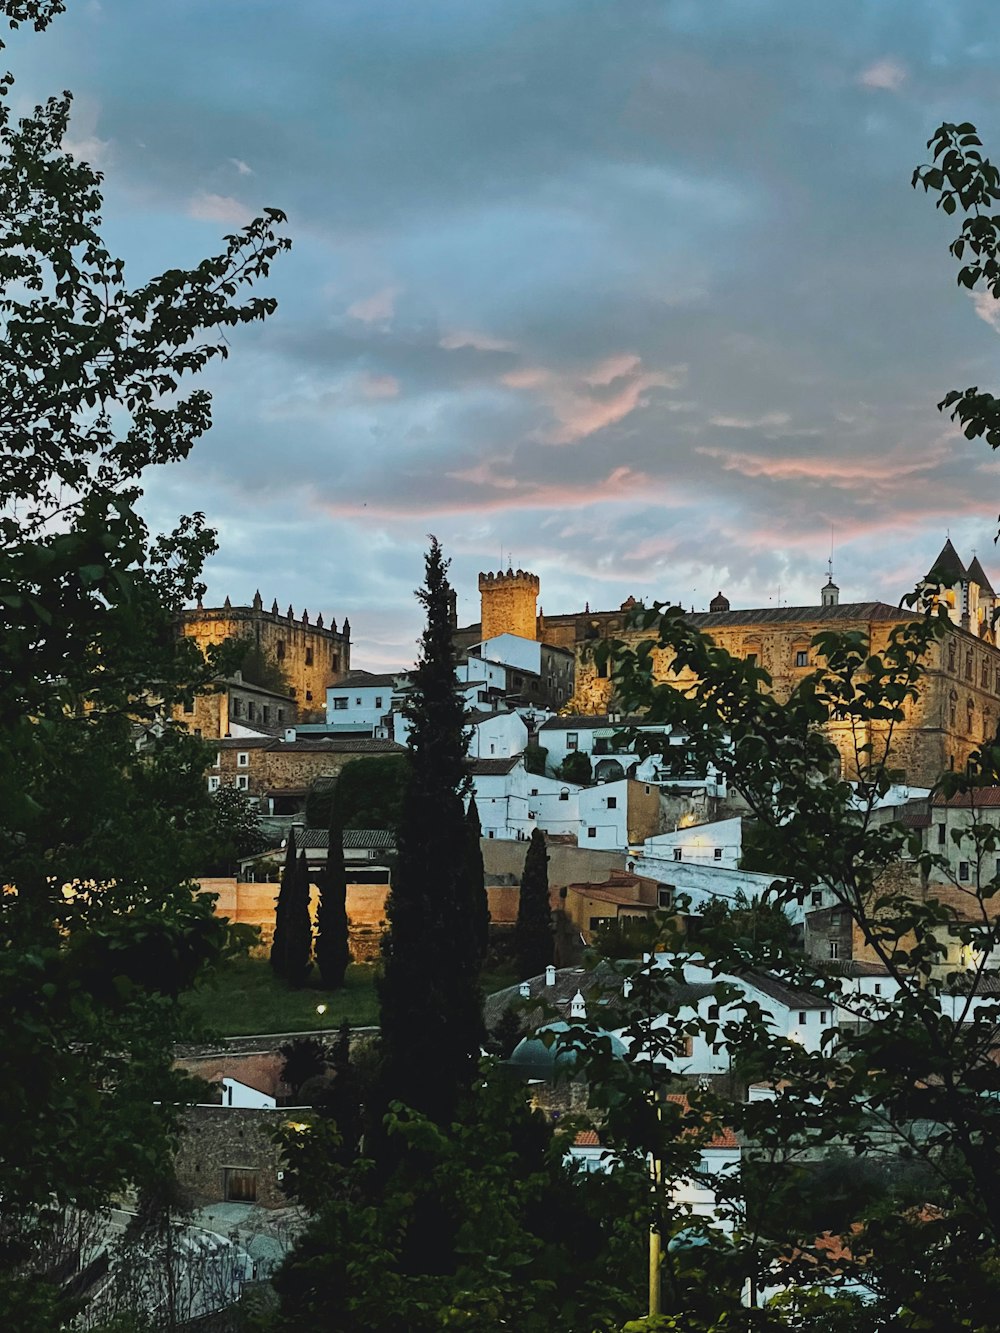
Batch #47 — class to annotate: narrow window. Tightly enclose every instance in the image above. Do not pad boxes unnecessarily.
[948,642,956,672]
[673,848,682,862]
[247,702,256,721]
[820,1010,828,1025]
[959,860,970,882]
[276,640,286,661]
[587,827,597,839]
[305,647,314,666]
[714,847,722,860]
[797,1011,807,1025]
[237,752,249,768]
[236,774,249,791]
[183,700,194,715]
[306,690,313,701]
[262,706,270,724]
[795,650,809,668]
[231,698,241,718]
[375,696,383,708]
[937,824,946,845]
[607,796,617,809]
[207,776,220,792]
[828,940,840,960]
[966,653,973,681]
[566,732,579,751]
[277,709,284,723]
[874,983,882,995]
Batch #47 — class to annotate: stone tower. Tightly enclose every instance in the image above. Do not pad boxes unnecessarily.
[478,568,540,641]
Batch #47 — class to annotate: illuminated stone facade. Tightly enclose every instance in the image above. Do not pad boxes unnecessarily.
[478,569,541,641]
[178,592,351,726]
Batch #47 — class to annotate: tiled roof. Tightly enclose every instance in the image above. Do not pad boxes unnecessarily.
[686,602,910,630]
[941,971,1000,995]
[292,828,396,851]
[934,787,1000,809]
[665,1094,739,1150]
[829,960,892,978]
[484,962,715,1031]
[217,736,276,750]
[740,970,832,1010]
[218,736,405,755]
[927,538,967,586]
[332,671,408,690]
[539,714,652,732]
[468,756,522,776]
[968,555,997,597]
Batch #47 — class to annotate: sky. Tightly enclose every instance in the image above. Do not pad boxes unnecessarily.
[12,0,1000,668]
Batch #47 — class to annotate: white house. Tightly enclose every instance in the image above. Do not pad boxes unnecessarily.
[539,715,726,793]
[467,756,584,841]
[467,709,529,759]
[640,818,744,870]
[221,1077,277,1109]
[633,824,794,920]
[325,671,401,732]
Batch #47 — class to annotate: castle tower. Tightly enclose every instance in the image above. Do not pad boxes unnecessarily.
[478,567,540,641]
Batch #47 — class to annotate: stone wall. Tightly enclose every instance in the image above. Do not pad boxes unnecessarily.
[174,1104,298,1209]
[196,878,389,961]
[478,570,540,641]
[481,837,627,887]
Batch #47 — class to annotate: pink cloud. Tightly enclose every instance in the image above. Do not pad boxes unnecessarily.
[347,285,399,325]
[501,354,686,443]
[709,411,790,430]
[359,373,400,399]
[858,58,907,92]
[697,440,951,487]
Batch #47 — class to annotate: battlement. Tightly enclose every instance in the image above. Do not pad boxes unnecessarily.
[478,568,541,594]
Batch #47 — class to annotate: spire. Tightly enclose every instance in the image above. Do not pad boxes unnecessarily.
[821,558,839,608]
[223,595,232,610]
[968,554,996,597]
[287,605,294,620]
[252,590,263,611]
[342,617,351,638]
[302,608,310,625]
[316,612,324,629]
[271,598,279,616]
[927,537,967,587]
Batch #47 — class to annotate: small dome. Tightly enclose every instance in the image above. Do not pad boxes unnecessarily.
[506,1021,627,1081]
[709,591,730,613]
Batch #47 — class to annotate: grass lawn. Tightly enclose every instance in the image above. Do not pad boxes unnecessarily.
[182,956,380,1038]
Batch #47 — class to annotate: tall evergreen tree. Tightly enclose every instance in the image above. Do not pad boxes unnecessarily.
[465,793,490,965]
[270,829,299,973]
[316,805,351,989]
[515,828,553,980]
[272,848,313,986]
[378,539,484,1125]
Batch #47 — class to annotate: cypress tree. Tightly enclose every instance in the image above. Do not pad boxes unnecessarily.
[466,793,490,965]
[378,539,484,1125]
[270,827,299,973]
[515,827,553,980]
[316,805,351,989]
[273,849,313,986]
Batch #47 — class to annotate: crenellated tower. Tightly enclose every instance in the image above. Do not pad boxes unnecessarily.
[478,567,540,641]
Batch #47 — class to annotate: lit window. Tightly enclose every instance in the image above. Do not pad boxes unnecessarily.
[237,752,249,767]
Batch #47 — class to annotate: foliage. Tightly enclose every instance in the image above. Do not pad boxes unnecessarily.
[913,122,1000,459]
[515,827,554,980]
[558,749,593,784]
[592,912,669,960]
[0,0,288,1318]
[304,775,337,829]
[377,540,484,1126]
[465,792,490,964]
[693,889,799,961]
[333,753,409,830]
[524,742,549,776]
[271,850,313,987]
[316,806,351,989]
[207,782,267,872]
[279,1035,331,1099]
[271,1075,649,1332]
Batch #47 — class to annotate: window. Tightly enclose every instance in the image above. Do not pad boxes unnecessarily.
[236,774,249,791]
[237,752,249,767]
[488,830,494,839]
[333,697,348,710]
[795,650,809,668]
[183,700,194,715]
[305,647,314,666]
[566,732,579,751]
[983,661,990,688]
[714,847,723,860]
[246,702,255,721]
[948,642,956,672]
[607,796,617,809]
[874,983,882,996]
[559,790,569,802]
[262,706,270,724]
[276,640,286,661]
[745,652,758,667]
[193,727,201,737]
[828,940,840,960]
[658,885,674,908]
[820,1010,828,1025]
[207,776,220,792]
[937,824,946,845]
[277,709,284,723]
[589,916,614,931]
[673,848,683,862]
[214,752,221,768]
[375,696,383,708]
[355,697,363,706]
[811,890,822,907]
[966,652,973,681]
[797,1011,807,1025]
[306,690,313,702]
[587,827,597,839]
[531,788,539,796]
[231,698,242,718]
[959,860,970,882]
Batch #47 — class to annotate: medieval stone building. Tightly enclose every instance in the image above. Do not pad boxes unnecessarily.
[457,543,1000,789]
[177,593,351,734]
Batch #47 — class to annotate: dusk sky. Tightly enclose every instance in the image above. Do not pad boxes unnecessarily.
[15,1,1000,668]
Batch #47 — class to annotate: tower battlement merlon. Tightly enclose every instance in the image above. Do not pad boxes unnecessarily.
[478,569,541,594]
[478,568,540,641]
[178,601,349,642]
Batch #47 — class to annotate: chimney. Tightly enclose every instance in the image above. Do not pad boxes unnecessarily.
[519,981,531,998]
[284,728,297,743]
[570,990,586,1019]
[623,977,633,998]
[545,964,556,987]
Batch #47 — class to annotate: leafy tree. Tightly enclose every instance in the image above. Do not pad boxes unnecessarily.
[524,742,548,776]
[558,749,593,784]
[377,539,484,1126]
[304,775,338,828]
[316,805,351,989]
[279,1035,330,1101]
[207,782,267,872]
[334,753,409,830]
[466,792,490,964]
[0,0,288,1318]
[515,827,553,980]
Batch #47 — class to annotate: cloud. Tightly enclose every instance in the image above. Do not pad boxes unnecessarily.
[709,411,791,429]
[439,329,513,352]
[359,373,400,399]
[187,191,250,224]
[501,354,687,444]
[346,285,400,325]
[229,157,253,175]
[857,58,907,92]
[973,291,1000,332]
